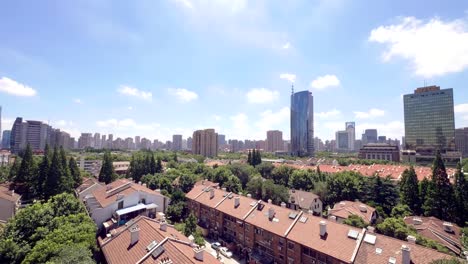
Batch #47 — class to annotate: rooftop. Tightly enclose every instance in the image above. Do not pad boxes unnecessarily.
[216,193,259,220]
[99,216,220,264]
[0,183,21,202]
[244,201,300,237]
[329,200,376,223]
[288,189,320,209]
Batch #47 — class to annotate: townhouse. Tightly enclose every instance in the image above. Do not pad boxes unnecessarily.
[186,182,454,264]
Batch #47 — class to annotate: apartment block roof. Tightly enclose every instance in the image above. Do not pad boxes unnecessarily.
[193,186,231,209]
[403,216,462,254]
[288,189,320,209]
[92,179,167,208]
[99,216,220,264]
[216,194,259,220]
[329,200,376,223]
[0,184,21,202]
[286,215,363,263]
[245,201,300,237]
[354,233,451,264]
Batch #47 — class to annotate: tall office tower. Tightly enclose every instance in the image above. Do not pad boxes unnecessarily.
[94,133,101,149]
[182,139,187,150]
[290,90,314,156]
[378,136,387,143]
[217,134,226,147]
[11,118,25,153]
[172,135,183,151]
[58,131,71,149]
[361,129,378,145]
[266,130,283,152]
[404,86,455,152]
[335,131,349,151]
[455,128,468,157]
[101,135,107,149]
[124,137,134,150]
[187,137,192,150]
[2,130,11,149]
[135,136,141,149]
[313,137,324,152]
[78,133,93,149]
[192,129,218,157]
[25,120,43,151]
[345,122,356,151]
[108,134,113,149]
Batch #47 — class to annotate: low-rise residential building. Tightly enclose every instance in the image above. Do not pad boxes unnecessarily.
[81,179,170,231]
[328,200,377,224]
[0,184,21,223]
[113,161,130,176]
[287,189,323,216]
[98,215,220,264]
[358,143,400,162]
[186,183,454,264]
[403,216,463,255]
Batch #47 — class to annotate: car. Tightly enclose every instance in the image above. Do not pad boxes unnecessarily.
[211,242,221,251]
[219,247,233,258]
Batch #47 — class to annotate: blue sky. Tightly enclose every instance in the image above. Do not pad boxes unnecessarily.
[1,0,468,142]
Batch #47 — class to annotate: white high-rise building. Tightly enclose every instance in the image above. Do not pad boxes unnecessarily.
[345,122,355,151]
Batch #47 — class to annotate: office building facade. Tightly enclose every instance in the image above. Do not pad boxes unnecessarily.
[217,134,226,147]
[192,129,218,157]
[266,130,283,152]
[2,130,11,149]
[290,90,314,156]
[336,131,349,151]
[345,122,355,151]
[455,128,468,157]
[172,134,183,151]
[362,129,378,145]
[404,86,455,153]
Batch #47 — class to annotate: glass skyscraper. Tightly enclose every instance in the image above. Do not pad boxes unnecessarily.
[290,90,314,156]
[403,86,455,152]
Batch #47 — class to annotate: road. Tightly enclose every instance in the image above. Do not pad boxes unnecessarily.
[204,240,245,264]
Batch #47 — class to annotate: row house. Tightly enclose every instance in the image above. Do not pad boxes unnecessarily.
[186,182,455,264]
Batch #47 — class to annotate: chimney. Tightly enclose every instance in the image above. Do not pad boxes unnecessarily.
[210,189,214,199]
[222,187,226,192]
[367,226,375,233]
[401,245,411,264]
[160,220,167,232]
[268,207,275,219]
[247,194,252,198]
[234,196,240,208]
[359,204,367,213]
[267,199,272,204]
[193,246,204,261]
[280,202,286,208]
[329,215,337,222]
[138,181,142,185]
[319,221,327,236]
[202,179,206,185]
[406,235,416,244]
[130,224,140,245]
[143,183,147,188]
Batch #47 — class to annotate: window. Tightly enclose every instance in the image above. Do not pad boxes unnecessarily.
[288,257,294,264]
[288,242,295,250]
[279,238,285,246]
[118,201,124,209]
[140,198,146,204]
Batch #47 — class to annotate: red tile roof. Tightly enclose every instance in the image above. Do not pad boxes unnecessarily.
[403,216,462,254]
[288,189,320,210]
[244,202,299,237]
[355,233,452,264]
[0,184,20,202]
[99,216,220,264]
[329,200,376,223]
[216,194,259,220]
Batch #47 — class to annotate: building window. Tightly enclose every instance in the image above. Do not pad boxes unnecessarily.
[118,201,124,209]
[288,242,295,250]
[288,257,294,264]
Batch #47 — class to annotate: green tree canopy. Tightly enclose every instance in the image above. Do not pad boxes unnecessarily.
[99,151,116,184]
[399,166,421,214]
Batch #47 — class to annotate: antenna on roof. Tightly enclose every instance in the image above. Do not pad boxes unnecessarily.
[291,83,294,95]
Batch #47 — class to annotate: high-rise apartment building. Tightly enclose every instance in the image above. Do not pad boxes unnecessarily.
[362,129,378,145]
[335,131,349,150]
[313,137,324,152]
[78,133,93,149]
[378,136,387,143]
[455,127,468,157]
[10,118,55,153]
[345,122,355,151]
[135,136,141,149]
[2,130,11,149]
[94,133,101,149]
[403,86,455,152]
[101,135,107,149]
[217,134,226,148]
[108,134,113,149]
[290,90,314,156]
[192,129,218,157]
[266,130,283,152]
[172,134,182,151]
[187,137,192,150]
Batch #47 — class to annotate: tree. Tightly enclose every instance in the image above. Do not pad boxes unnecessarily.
[166,202,188,223]
[99,151,116,184]
[391,204,413,218]
[150,154,157,174]
[399,166,421,214]
[423,151,455,220]
[262,179,289,204]
[453,163,468,225]
[224,176,242,193]
[247,150,252,165]
[365,175,398,217]
[16,144,36,196]
[256,162,274,179]
[376,217,411,240]
[179,174,196,193]
[48,245,95,264]
[246,176,263,200]
[343,214,368,228]
[156,157,163,173]
[289,170,313,190]
[419,177,430,209]
[36,145,51,198]
[228,163,255,189]
[184,213,197,237]
[271,165,294,186]
[251,149,256,166]
[8,157,20,182]
[69,157,81,189]
[44,147,62,199]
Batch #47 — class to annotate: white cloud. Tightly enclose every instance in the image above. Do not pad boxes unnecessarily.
[255,107,290,138]
[316,109,341,119]
[127,106,133,110]
[279,73,296,83]
[212,115,222,121]
[168,88,198,102]
[369,16,468,77]
[282,42,291,49]
[1,118,14,132]
[229,113,250,139]
[356,121,404,140]
[310,74,340,90]
[73,98,82,104]
[174,0,193,9]
[0,77,37,96]
[51,120,81,138]
[455,103,468,113]
[118,86,152,101]
[354,108,385,119]
[246,88,279,104]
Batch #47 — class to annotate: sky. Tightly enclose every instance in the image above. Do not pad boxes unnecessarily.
[1,0,468,142]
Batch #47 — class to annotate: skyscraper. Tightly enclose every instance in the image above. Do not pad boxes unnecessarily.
[266,130,283,152]
[335,131,349,150]
[172,134,183,151]
[362,129,378,145]
[290,90,314,156]
[2,130,11,149]
[192,129,218,157]
[135,136,141,149]
[345,122,355,151]
[403,86,455,152]
[217,134,226,147]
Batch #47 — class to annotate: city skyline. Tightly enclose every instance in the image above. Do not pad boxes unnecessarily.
[1,1,468,142]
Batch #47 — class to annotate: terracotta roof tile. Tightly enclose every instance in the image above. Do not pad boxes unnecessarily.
[245,202,299,237]
[288,189,320,210]
[329,200,375,223]
[0,184,20,202]
[216,194,259,220]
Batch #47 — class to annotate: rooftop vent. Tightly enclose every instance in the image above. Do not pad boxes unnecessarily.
[257,203,265,211]
[412,217,422,225]
[299,216,308,223]
[130,224,140,246]
[234,196,240,208]
[268,207,275,219]
[407,235,416,244]
[210,189,214,199]
[401,245,411,264]
[288,212,298,219]
[359,204,367,213]
[247,194,252,198]
[280,202,286,208]
[193,246,204,261]
[267,199,272,204]
[388,257,397,264]
[158,257,173,264]
[319,221,327,236]
[375,248,383,255]
[364,234,376,245]
[348,229,359,240]
[151,245,165,259]
[443,222,453,233]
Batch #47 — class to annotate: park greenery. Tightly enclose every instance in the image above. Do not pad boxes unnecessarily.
[0,193,96,264]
